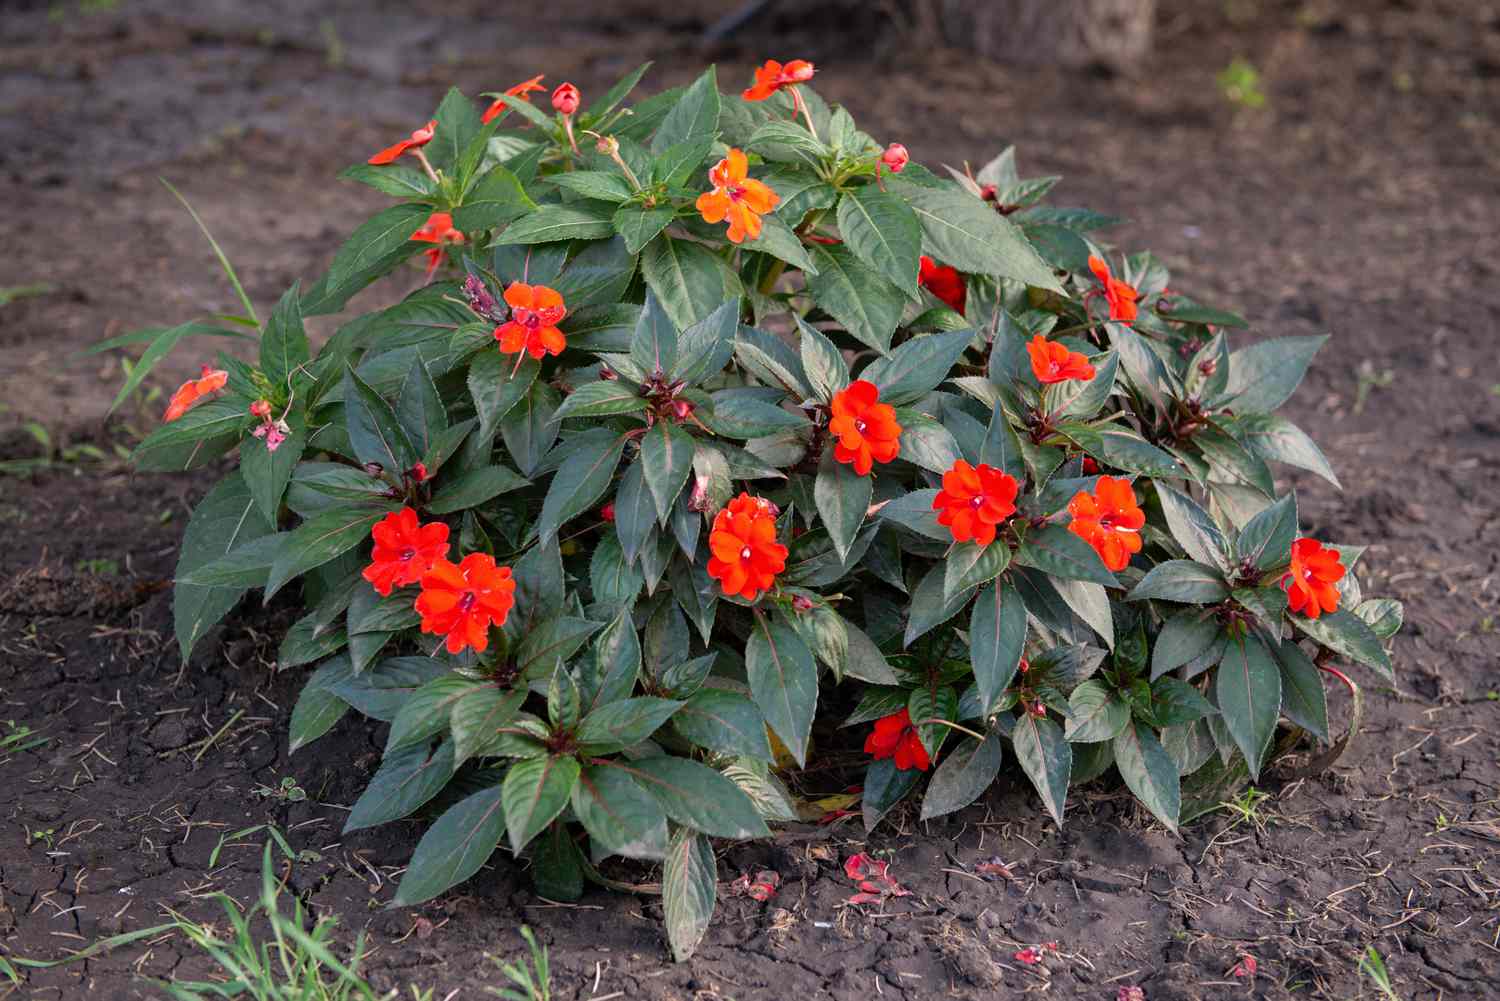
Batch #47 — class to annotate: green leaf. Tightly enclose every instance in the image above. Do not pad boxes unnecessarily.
[1215,633,1282,778]
[702,392,807,438]
[919,731,1003,820]
[672,298,740,387]
[177,532,288,587]
[133,397,246,471]
[581,610,643,716]
[747,612,818,767]
[427,464,528,514]
[584,61,652,121]
[449,686,526,764]
[548,170,635,203]
[537,431,627,544]
[875,488,947,541]
[1152,610,1224,680]
[259,284,309,393]
[1234,414,1341,489]
[805,242,906,354]
[1272,639,1328,741]
[1064,680,1130,742]
[614,203,675,255]
[613,460,654,565]
[392,785,507,906]
[395,355,448,459]
[672,689,772,761]
[1111,722,1181,833]
[1129,559,1231,603]
[1011,713,1071,826]
[1149,677,1218,727]
[905,561,975,647]
[628,291,678,378]
[288,657,352,753]
[895,411,963,474]
[795,315,849,402]
[1237,492,1298,573]
[892,181,1062,290]
[734,325,813,396]
[970,580,1027,714]
[173,473,276,661]
[1225,335,1328,413]
[453,164,534,231]
[496,201,616,244]
[343,741,457,833]
[1292,609,1393,681]
[641,422,695,522]
[653,136,715,189]
[577,697,685,753]
[837,187,922,297]
[384,674,487,753]
[663,829,717,962]
[339,162,434,198]
[814,450,871,564]
[1155,483,1232,573]
[980,407,1027,482]
[343,365,416,474]
[1015,524,1119,587]
[551,380,648,422]
[862,758,921,831]
[516,615,603,675]
[861,329,972,406]
[428,86,484,178]
[265,506,391,600]
[651,66,721,154]
[943,540,1011,603]
[328,202,428,286]
[743,211,819,274]
[641,236,742,330]
[1085,429,1183,478]
[618,757,770,839]
[328,657,448,722]
[590,532,644,609]
[500,379,560,477]
[747,119,829,167]
[502,755,580,853]
[571,766,669,860]
[1354,598,1403,640]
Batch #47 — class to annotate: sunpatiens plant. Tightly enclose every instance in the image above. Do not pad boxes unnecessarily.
[122,61,1403,961]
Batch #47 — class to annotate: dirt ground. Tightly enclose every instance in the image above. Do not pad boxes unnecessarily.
[2,1,1499,998]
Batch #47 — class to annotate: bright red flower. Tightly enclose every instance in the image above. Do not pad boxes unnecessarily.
[362,507,450,597]
[918,256,966,315]
[411,211,465,281]
[931,460,1019,547]
[367,120,436,166]
[1027,334,1095,384]
[600,502,615,523]
[1088,254,1139,325]
[551,82,580,115]
[880,142,909,173]
[494,282,567,360]
[863,709,930,772]
[482,75,547,124]
[1081,456,1100,475]
[706,492,788,601]
[742,59,815,101]
[828,380,901,476]
[1280,538,1345,619]
[696,148,779,244]
[1067,476,1144,572]
[415,554,516,655]
[162,365,228,422]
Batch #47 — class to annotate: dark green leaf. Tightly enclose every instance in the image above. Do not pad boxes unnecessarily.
[537,431,627,544]
[651,66,721,154]
[328,203,428,286]
[1016,524,1119,586]
[806,242,905,354]
[502,755,580,852]
[1129,559,1231,603]
[1152,611,1224,680]
[259,284,309,393]
[344,365,416,473]
[571,766,668,860]
[1155,483,1232,573]
[288,657,352,753]
[1112,722,1180,833]
[746,613,818,767]
[970,580,1027,715]
[861,758,921,831]
[453,164,534,231]
[814,450,871,564]
[641,423,695,522]
[1272,639,1328,741]
[427,464,528,514]
[1011,713,1072,825]
[1065,680,1130,742]
[641,236,743,330]
[619,757,770,839]
[672,689,772,761]
[265,506,391,600]
[836,188,921,296]
[904,562,975,648]
[662,829,717,962]
[173,472,276,661]
[392,785,506,906]
[497,201,616,244]
[577,697,685,753]
[1215,633,1282,778]
[892,180,1062,290]
[1293,609,1392,681]
[1225,335,1328,413]
[344,741,457,833]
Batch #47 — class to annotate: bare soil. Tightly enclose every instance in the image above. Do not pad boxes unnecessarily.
[2,1,1498,998]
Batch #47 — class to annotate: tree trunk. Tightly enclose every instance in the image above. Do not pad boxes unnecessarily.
[932,0,1156,73]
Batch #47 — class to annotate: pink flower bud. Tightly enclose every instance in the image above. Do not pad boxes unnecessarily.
[671,399,694,420]
[689,479,709,512]
[880,143,909,173]
[552,82,580,115]
[264,427,287,452]
[792,595,814,612]
[410,462,428,482]
[250,399,272,418]
[599,365,617,381]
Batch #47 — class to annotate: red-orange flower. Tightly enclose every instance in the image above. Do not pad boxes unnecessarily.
[362,507,450,597]
[482,75,546,124]
[1027,334,1095,384]
[919,256,966,315]
[411,211,465,281]
[368,120,436,166]
[162,365,228,422]
[864,709,931,772]
[707,493,788,601]
[696,148,779,244]
[828,380,902,476]
[1088,255,1139,325]
[932,460,1019,547]
[551,82,580,115]
[1281,538,1346,619]
[1066,476,1144,572]
[742,59,815,101]
[415,554,516,655]
[494,282,567,360]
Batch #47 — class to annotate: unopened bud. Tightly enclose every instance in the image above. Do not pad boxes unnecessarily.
[463,274,503,322]
[979,184,998,202]
[599,365,618,381]
[600,502,615,522]
[1198,358,1218,378]
[552,82,580,116]
[410,462,429,482]
[689,479,709,512]
[363,462,383,477]
[671,399,694,420]
[1018,657,1031,675]
[880,143,909,173]
[594,134,618,156]
[1081,457,1099,475]
[249,399,272,418]
[791,594,814,612]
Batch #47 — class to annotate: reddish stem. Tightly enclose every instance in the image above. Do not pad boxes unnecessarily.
[1318,663,1357,697]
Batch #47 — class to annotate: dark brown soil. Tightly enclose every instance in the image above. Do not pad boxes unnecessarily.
[3,1,1499,998]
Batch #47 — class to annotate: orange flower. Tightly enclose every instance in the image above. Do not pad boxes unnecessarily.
[1088,255,1139,325]
[362,507,450,597]
[696,148,779,244]
[864,709,930,772]
[1066,476,1144,572]
[368,120,436,166]
[919,256,966,315]
[742,58,816,101]
[162,365,229,422]
[482,75,546,124]
[931,460,1019,547]
[1280,538,1345,619]
[494,282,567,360]
[707,492,788,600]
[415,554,516,655]
[1026,334,1095,384]
[411,211,465,281]
[828,380,902,476]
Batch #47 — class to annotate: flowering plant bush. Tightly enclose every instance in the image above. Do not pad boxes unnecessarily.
[129,62,1402,960]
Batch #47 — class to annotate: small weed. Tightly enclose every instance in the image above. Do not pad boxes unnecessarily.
[1217,58,1267,109]
[486,927,551,1001]
[75,558,120,576]
[24,826,56,850]
[252,776,309,803]
[0,283,52,307]
[1,720,48,763]
[1220,786,1272,831]
[1358,946,1402,1000]
[0,420,108,476]
[1353,360,1395,415]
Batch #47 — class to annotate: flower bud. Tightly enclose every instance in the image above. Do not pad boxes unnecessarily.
[671,399,694,421]
[599,365,617,381]
[410,462,429,482]
[552,82,580,116]
[594,134,618,156]
[1081,457,1099,475]
[463,273,502,322]
[979,184,998,202]
[880,143,909,173]
[689,478,709,512]
[1018,656,1031,675]
[363,462,383,477]
[250,399,272,418]
[600,502,615,522]
[791,594,814,612]
[1198,358,1218,378]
